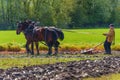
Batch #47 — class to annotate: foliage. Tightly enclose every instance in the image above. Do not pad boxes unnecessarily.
[0,43,21,51]
[0,0,120,29]
[112,44,120,51]
[0,0,75,29]
[0,44,7,51]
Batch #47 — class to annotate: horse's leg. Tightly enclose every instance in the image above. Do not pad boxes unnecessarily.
[35,42,39,55]
[47,42,53,55]
[54,41,60,55]
[31,42,34,55]
[48,46,52,55]
[25,41,31,54]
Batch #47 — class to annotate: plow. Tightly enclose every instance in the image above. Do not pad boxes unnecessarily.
[80,42,104,54]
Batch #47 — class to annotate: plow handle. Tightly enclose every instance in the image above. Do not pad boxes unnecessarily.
[93,42,104,49]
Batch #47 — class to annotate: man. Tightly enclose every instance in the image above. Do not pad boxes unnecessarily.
[103,24,115,54]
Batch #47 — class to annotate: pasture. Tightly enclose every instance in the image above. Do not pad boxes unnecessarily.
[0,29,120,51]
[0,28,120,45]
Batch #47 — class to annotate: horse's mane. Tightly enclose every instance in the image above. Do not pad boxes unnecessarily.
[21,21,29,29]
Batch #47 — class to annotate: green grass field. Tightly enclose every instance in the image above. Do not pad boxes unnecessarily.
[84,73,120,80]
[0,29,120,45]
[0,29,120,51]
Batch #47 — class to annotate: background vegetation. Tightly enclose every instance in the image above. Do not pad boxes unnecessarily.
[0,0,120,29]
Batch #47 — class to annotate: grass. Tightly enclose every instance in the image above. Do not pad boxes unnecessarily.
[0,53,119,69]
[0,29,120,51]
[83,73,120,80]
[0,58,80,69]
[0,42,21,51]
[0,29,120,45]
[62,29,120,45]
[0,54,98,69]
[0,31,25,44]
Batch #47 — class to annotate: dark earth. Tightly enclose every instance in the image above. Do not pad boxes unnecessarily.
[0,56,119,80]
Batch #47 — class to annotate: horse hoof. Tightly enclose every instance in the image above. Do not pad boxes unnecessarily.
[37,54,39,55]
[45,54,50,57]
[37,53,40,55]
[53,53,57,56]
[31,54,34,55]
[47,53,52,56]
[30,55,34,58]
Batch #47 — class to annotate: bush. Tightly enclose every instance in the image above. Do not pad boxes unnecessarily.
[0,43,21,52]
[60,44,82,51]
[112,45,120,51]
[39,46,48,50]
[7,45,21,52]
[0,45,7,51]
[0,42,120,52]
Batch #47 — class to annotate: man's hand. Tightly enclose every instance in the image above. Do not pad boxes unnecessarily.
[103,33,107,36]
[112,42,115,45]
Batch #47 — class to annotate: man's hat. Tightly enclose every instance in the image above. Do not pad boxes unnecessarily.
[109,24,114,27]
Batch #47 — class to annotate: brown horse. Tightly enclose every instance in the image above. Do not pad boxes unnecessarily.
[30,22,64,55]
[16,21,39,55]
[16,21,64,55]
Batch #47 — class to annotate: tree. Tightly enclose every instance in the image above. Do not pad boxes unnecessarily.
[0,0,120,29]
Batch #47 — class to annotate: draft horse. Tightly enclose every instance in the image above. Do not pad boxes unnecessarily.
[16,21,39,55]
[16,21,64,55]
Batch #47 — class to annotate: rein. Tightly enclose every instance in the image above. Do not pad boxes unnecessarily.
[44,28,48,43]
[23,25,36,35]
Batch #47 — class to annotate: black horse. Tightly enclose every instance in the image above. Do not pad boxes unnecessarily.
[16,21,64,55]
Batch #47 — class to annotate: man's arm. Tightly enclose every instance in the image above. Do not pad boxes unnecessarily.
[103,33,108,36]
[103,31,113,36]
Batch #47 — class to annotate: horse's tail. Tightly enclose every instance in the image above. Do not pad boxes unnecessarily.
[51,28,64,41]
[58,30,64,41]
[52,30,58,42]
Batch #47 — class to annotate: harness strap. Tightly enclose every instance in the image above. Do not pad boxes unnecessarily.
[24,25,36,36]
[44,28,48,43]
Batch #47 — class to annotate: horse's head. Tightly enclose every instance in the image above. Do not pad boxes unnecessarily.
[16,21,23,35]
[16,21,29,35]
